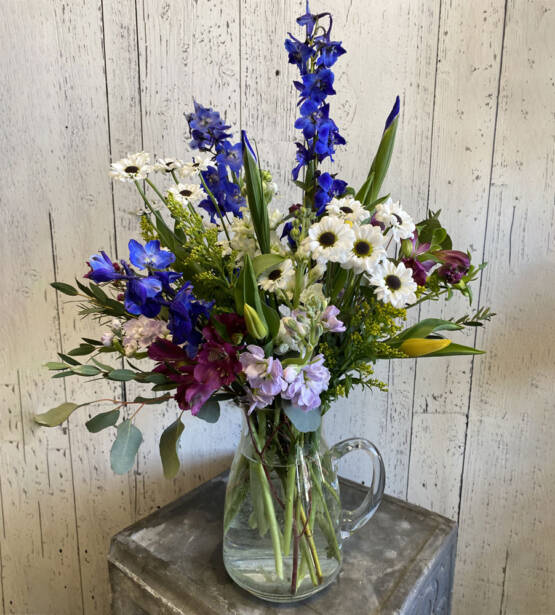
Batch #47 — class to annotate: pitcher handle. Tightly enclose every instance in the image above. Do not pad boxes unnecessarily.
[329,437,385,538]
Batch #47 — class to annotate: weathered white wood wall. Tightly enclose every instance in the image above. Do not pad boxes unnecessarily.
[0,0,553,613]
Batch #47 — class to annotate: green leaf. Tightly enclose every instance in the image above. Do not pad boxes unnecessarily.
[151,383,178,392]
[133,394,172,405]
[52,371,75,379]
[283,402,321,433]
[82,337,102,346]
[106,369,136,381]
[252,254,285,276]
[86,409,120,433]
[355,170,374,204]
[89,284,108,304]
[391,318,464,347]
[91,357,115,372]
[75,279,94,297]
[51,282,78,296]
[139,372,169,385]
[195,399,220,423]
[44,362,69,371]
[67,343,96,356]
[159,418,185,479]
[34,402,80,426]
[71,365,101,376]
[110,420,143,474]
[423,342,485,357]
[58,353,80,366]
[261,302,280,339]
[242,132,270,253]
[358,106,399,206]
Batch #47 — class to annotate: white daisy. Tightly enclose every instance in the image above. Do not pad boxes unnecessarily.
[258,259,295,293]
[370,260,417,308]
[179,152,214,178]
[326,196,368,224]
[304,216,355,264]
[109,152,151,182]
[343,224,388,274]
[167,183,206,207]
[152,157,184,173]
[374,198,415,242]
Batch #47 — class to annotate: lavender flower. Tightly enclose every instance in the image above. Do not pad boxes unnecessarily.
[239,345,287,397]
[321,305,345,332]
[282,354,330,411]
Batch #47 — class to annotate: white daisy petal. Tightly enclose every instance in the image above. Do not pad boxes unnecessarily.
[370,260,417,308]
[179,152,215,178]
[152,157,184,173]
[374,197,415,242]
[258,259,295,293]
[167,183,206,207]
[326,196,368,224]
[109,151,152,182]
[305,216,355,264]
[343,224,387,274]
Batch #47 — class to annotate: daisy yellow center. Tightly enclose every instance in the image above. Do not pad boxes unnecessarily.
[354,240,372,257]
[124,165,139,174]
[319,231,337,247]
[268,269,282,280]
[385,274,402,290]
[340,206,354,214]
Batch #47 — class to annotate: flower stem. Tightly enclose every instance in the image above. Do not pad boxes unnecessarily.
[299,502,323,583]
[145,178,168,205]
[282,460,296,556]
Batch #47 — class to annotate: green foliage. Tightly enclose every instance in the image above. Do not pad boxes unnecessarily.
[110,420,143,474]
[86,409,120,433]
[34,402,82,426]
[159,418,185,479]
[196,399,221,423]
[242,135,270,253]
[51,282,78,296]
[283,402,321,433]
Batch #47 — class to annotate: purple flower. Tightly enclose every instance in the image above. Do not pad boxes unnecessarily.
[239,345,286,397]
[384,96,400,131]
[186,100,231,151]
[128,239,176,270]
[168,283,213,354]
[84,251,123,283]
[321,305,346,332]
[282,355,330,411]
[436,250,470,284]
[244,387,275,414]
[314,172,347,215]
[402,258,433,286]
[215,140,243,174]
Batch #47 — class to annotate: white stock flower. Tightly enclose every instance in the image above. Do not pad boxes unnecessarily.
[122,316,170,356]
[326,196,368,224]
[167,183,206,207]
[109,152,151,182]
[305,216,355,264]
[370,260,417,308]
[152,158,184,173]
[374,198,415,242]
[343,224,387,274]
[258,259,295,293]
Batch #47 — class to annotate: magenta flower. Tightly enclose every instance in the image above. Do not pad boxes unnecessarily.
[282,354,330,411]
[321,305,345,332]
[401,231,434,286]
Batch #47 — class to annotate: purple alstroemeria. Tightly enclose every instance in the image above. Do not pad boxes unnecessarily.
[282,355,330,411]
[401,231,435,286]
[84,251,123,283]
[128,239,176,270]
[436,250,470,284]
[239,345,287,397]
[321,305,346,332]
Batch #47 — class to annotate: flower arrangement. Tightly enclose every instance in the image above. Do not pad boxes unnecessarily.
[36,1,493,600]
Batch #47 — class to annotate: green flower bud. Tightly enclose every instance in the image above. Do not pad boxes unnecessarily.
[244,303,268,340]
[400,238,413,258]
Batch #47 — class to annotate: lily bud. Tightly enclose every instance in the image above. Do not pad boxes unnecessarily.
[400,238,413,258]
[400,338,451,357]
[243,303,268,340]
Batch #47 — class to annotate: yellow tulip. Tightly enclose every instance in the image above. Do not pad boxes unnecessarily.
[400,338,451,357]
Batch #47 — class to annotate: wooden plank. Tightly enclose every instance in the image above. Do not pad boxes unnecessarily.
[454,0,555,612]
[130,0,243,519]
[407,0,506,520]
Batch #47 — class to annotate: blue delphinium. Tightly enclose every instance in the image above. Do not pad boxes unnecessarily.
[128,239,176,270]
[287,1,347,212]
[85,251,124,283]
[186,101,245,222]
[168,283,214,355]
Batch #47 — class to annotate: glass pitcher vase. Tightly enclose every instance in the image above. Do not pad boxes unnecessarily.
[223,407,385,603]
